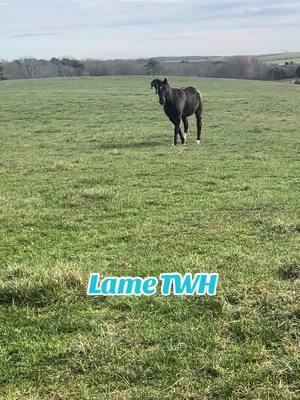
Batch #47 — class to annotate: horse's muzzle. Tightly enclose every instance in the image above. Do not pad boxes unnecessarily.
[159,99,165,105]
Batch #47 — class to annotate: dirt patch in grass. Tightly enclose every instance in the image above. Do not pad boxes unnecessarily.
[278,263,300,281]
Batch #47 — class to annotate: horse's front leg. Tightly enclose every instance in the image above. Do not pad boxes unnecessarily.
[172,117,184,145]
[178,126,185,144]
[173,124,179,145]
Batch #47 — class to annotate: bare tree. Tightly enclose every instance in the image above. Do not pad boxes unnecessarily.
[0,55,293,81]
[0,62,6,80]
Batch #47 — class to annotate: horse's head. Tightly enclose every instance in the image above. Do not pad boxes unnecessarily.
[151,78,161,94]
[150,79,157,90]
[158,78,169,105]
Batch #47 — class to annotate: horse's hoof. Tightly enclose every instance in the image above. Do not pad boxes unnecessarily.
[196,140,201,145]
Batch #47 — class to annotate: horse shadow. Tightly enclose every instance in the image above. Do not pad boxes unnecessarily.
[95,141,164,150]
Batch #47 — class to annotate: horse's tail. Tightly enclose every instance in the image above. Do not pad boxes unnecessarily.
[196,89,203,113]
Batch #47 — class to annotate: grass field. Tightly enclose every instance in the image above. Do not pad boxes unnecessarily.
[268,58,300,65]
[0,76,299,400]
[258,52,300,65]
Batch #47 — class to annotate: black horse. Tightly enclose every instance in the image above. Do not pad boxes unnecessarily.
[150,78,162,94]
[157,78,203,145]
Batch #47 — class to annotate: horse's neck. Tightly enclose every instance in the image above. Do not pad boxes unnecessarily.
[165,87,173,103]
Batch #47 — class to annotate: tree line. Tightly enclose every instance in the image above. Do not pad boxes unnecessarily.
[1,56,300,81]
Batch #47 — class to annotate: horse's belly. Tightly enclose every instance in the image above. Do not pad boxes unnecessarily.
[182,102,197,117]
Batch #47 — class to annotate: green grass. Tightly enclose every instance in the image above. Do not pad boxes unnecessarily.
[0,76,299,400]
[268,58,300,65]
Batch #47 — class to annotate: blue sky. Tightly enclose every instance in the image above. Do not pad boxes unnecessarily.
[0,0,300,59]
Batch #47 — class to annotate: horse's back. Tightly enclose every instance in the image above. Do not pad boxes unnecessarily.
[165,85,202,118]
[184,86,202,101]
[182,86,202,116]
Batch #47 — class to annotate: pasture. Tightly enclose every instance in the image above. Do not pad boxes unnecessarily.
[0,76,299,400]
[259,51,300,65]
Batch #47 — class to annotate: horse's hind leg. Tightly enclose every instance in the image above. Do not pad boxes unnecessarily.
[182,117,189,141]
[195,108,202,144]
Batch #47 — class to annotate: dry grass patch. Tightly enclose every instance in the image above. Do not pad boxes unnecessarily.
[0,266,85,307]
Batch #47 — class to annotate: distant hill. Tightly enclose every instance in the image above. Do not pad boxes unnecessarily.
[257,52,300,65]
[153,56,204,62]
[153,56,222,63]
[153,52,300,65]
